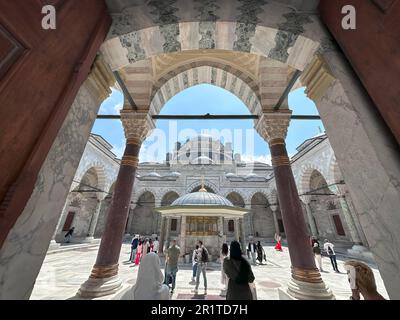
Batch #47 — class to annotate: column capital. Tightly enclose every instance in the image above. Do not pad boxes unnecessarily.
[121,111,155,145]
[86,54,116,105]
[299,195,311,204]
[328,184,346,197]
[255,111,292,145]
[300,54,335,103]
[269,205,279,212]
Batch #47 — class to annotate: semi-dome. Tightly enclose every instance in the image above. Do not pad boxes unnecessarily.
[146,172,161,177]
[191,156,214,164]
[168,171,181,177]
[171,192,234,207]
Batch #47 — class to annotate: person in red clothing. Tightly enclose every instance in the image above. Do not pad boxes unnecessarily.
[274,233,283,251]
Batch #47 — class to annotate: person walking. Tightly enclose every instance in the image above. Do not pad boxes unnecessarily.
[220,243,229,292]
[165,239,181,294]
[313,242,323,272]
[324,239,339,272]
[64,227,75,243]
[223,241,255,300]
[344,260,385,300]
[274,233,283,251]
[135,239,143,266]
[191,245,199,283]
[153,237,159,254]
[130,235,139,263]
[122,253,170,300]
[256,241,266,265]
[148,239,154,253]
[142,238,149,258]
[247,240,257,265]
[194,240,209,295]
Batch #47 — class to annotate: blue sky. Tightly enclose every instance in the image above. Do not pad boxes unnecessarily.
[92,84,324,164]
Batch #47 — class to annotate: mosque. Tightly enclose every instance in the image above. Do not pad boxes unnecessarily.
[53,133,370,263]
[2,0,399,300]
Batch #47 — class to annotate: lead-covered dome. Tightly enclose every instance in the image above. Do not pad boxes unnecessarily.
[171,192,234,207]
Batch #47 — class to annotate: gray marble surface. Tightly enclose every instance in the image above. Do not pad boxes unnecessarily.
[0,83,101,299]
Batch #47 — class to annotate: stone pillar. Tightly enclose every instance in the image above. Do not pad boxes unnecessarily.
[164,217,171,251]
[180,216,186,260]
[48,201,69,250]
[300,196,318,238]
[256,111,334,300]
[234,219,240,241]
[159,216,166,254]
[217,217,223,253]
[270,205,281,235]
[240,218,247,254]
[78,111,154,298]
[85,196,105,242]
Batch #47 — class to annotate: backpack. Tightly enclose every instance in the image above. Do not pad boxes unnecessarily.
[201,247,209,262]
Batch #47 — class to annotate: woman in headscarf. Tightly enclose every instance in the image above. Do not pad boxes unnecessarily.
[122,252,170,300]
[220,243,229,292]
[223,241,255,300]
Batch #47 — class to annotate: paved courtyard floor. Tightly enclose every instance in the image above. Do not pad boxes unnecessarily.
[30,243,389,300]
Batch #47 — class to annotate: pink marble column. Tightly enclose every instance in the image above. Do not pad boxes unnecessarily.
[256,111,334,300]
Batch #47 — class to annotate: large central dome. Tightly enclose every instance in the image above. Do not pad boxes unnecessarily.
[171,191,234,207]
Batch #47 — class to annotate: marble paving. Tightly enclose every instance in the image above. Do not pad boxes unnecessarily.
[30,243,389,300]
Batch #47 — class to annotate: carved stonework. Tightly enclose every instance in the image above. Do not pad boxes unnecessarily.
[255,111,292,144]
[120,111,155,144]
[86,55,116,104]
[300,55,335,103]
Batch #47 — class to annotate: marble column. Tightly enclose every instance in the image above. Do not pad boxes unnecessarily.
[164,217,171,250]
[270,205,281,235]
[159,216,166,254]
[240,218,247,254]
[48,201,69,249]
[256,111,334,300]
[180,216,186,260]
[85,196,105,242]
[78,111,154,298]
[217,217,223,253]
[234,219,240,241]
[300,196,318,238]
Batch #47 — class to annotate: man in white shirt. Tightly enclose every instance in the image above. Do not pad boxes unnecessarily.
[324,239,339,272]
[153,237,159,254]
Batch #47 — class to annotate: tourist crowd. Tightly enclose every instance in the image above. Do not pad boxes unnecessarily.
[123,234,385,301]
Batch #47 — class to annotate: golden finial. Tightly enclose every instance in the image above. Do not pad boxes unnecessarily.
[199,176,207,192]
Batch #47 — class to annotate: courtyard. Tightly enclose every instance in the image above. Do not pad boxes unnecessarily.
[30,243,388,300]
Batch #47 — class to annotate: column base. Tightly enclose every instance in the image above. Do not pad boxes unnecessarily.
[48,240,60,250]
[78,275,122,298]
[77,264,122,298]
[285,277,335,300]
[81,237,97,243]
